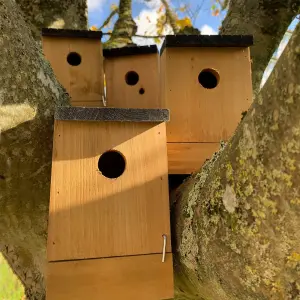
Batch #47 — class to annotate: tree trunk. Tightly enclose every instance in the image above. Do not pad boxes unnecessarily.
[220,0,300,96]
[0,0,70,298]
[172,21,300,300]
[104,0,137,48]
[1,0,300,298]
[15,0,87,40]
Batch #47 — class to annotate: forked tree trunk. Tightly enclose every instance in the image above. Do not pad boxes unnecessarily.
[1,0,300,298]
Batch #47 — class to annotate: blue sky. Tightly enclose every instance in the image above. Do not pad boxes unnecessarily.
[88,0,226,38]
[87,0,299,87]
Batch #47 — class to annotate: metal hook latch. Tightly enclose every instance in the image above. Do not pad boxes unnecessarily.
[102,95,107,107]
[162,234,167,263]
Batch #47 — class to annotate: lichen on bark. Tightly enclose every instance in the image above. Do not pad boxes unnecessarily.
[104,0,137,48]
[173,21,300,299]
[0,0,69,298]
[15,0,87,40]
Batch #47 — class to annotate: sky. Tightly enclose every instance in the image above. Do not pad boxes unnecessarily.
[87,0,299,88]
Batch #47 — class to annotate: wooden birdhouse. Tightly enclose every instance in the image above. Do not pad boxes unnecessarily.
[41,28,104,107]
[160,35,254,174]
[46,107,174,300]
[103,45,161,108]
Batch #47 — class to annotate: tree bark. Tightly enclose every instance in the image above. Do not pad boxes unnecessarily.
[220,0,300,96]
[0,0,70,298]
[172,21,300,300]
[15,0,87,40]
[1,0,300,299]
[104,0,137,48]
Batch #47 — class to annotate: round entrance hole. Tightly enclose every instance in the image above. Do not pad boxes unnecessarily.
[198,69,219,89]
[125,71,139,86]
[139,88,145,95]
[98,150,126,179]
[67,52,82,66]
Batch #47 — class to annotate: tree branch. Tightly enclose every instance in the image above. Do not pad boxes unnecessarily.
[15,0,87,40]
[161,0,179,33]
[220,0,300,96]
[104,0,137,48]
[99,7,118,30]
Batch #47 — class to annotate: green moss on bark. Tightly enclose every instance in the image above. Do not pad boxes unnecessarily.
[173,21,300,300]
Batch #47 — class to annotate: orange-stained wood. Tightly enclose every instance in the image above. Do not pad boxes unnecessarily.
[167,142,220,174]
[47,120,171,261]
[46,254,174,300]
[161,47,252,143]
[104,54,161,108]
[42,37,104,106]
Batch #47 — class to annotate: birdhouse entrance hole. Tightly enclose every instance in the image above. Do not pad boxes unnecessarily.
[198,68,219,89]
[67,52,82,66]
[125,71,139,85]
[98,150,126,179]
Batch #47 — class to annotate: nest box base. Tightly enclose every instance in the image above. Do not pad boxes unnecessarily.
[167,142,220,174]
[46,254,174,300]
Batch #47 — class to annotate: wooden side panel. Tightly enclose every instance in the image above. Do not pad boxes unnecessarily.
[167,142,220,174]
[42,37,104,106]
[47,254,174,300]
[160,51,167,108]
[104,54,161,108]
[42,37,71,94]
[163,47,252,143]
[69,39,104,104]
[47,121,171,261]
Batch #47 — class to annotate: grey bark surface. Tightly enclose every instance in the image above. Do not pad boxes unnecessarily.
[15,0,87,39]
[220,0,300,96]
[1,0,300,299]
[172,21,300,300]
[0,0,70,298]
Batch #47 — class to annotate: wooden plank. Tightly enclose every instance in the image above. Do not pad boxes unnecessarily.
[42,36,104,106]
[46,253,174,300]
[167,142,220,174]
[54,107,170,122]
[42,37,71,95]
[69,38,104,103]
[104,53,161,109]
[161,47,252,143]
[47,121,171,261]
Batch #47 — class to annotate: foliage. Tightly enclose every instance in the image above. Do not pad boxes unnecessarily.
[0,254,25,300]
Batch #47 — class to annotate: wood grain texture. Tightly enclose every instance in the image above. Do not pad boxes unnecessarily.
[46,254,174,300]
[161,47,252,143]
[104,53,161,109]
[42,36,104,106]
[55,107,170,122]
[47,120,171,261]
[167,142,220,174]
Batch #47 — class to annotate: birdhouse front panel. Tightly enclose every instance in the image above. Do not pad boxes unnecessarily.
[167,142,220,174]
[47,107,172,262]
[47,253,174,300]
[42,29,104,107]
[160,35,253,143]
[104,45,161,109]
